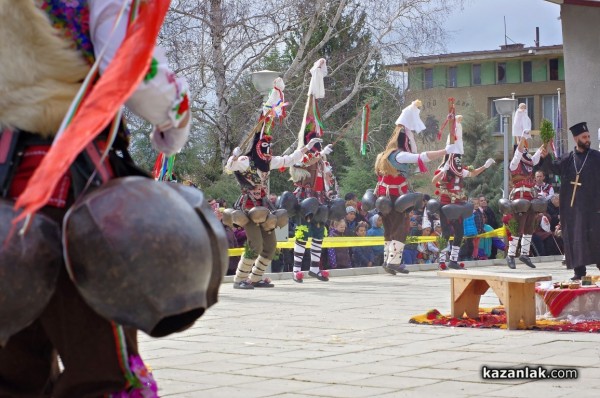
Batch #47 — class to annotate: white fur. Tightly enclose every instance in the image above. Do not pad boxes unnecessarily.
[0,1,90,137]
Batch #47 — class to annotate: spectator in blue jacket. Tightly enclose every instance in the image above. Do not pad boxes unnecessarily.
[327,219,352,269]
[352,221,375,267]
[367,214,385,266]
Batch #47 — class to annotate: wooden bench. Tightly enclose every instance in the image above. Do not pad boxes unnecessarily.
[437,270,552,330]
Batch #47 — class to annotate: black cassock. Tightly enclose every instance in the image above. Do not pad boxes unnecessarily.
[552,149,600,268]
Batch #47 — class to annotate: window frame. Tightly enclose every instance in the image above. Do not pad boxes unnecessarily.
[424,68,433,89]
[472,64,481,85]
[447,66,457,88]
[522,60,532,83]
[549,58,559,81]
[497,62,507,84]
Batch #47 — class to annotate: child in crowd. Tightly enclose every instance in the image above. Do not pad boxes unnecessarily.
[352,221,375,267]
[401,214,421,265]
[344,206,358,236]
[367,214,385,266]
[327,219,352,269]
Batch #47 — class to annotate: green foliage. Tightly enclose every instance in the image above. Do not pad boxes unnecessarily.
[282,0,388,139]
[507,217,519,236]
[127,120,155,173]
[436,235,448,251]
[539,118,555,144]
[243,241,257,259]
[420,114,440,144]
[202,174,240,206]
[338,158,376,199]
[461,103,503,216]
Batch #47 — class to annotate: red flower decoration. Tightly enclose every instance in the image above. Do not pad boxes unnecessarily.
[178,93,190,115]
[426,309,442,320]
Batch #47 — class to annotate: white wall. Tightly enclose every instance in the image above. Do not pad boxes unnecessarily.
[561,4,600,150]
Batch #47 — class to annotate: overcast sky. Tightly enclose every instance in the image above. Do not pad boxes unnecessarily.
[442,0,563,53]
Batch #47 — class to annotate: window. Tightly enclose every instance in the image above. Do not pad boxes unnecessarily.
[523,61,532,83]
[447,66,457,88]
[424,68,433,89]
[543,94,565,155]
[472,64,481,85]
[543,95,559,130]
[497,62,506,84]
[549,58,559,81]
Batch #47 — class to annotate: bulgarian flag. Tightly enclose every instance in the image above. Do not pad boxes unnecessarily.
[360,103,370,156]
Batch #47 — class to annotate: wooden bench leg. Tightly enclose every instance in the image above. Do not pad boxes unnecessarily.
[451,279,489,319]
[505,282,537,329]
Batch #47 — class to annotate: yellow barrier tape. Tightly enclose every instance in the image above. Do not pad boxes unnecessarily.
[227,227,507,257]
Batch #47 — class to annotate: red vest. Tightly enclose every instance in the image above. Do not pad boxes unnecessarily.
[436,170,466,205]
[376,174,408,197]
[510,158,534,200]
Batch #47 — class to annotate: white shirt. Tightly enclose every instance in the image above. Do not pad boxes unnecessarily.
[394,151,432,164]
[509,147,542,171]
[89,1,189,147]
[225,149,305,173]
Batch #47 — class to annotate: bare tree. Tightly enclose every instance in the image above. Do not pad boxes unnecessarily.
[155,0,462,167]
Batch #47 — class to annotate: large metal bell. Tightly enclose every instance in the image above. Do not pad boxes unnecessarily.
[441,202,474,221]
[314,205,329,223]
[277,191,298,217]
[65,177,224,338]
[261,213,278,231]
[231,209,249,227]
[498,198,513,214]
[328,198,346,221]
[530,198,548,213]
[426,198,441,214]
[361,189,376,212]
[0,199,61,347]
[248,206,270,224]
[394,192,424,213]
[375,196,393,215]
[512,198,531,214]
[273,209,289,228]
[300,197,319,218]
[222,208,234,227]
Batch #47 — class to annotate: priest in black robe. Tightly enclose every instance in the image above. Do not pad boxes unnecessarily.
[551,122,600,280]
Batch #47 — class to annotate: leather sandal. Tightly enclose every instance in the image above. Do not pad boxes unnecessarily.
[308,270,329,281]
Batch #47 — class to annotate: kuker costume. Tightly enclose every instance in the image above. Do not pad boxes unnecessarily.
[0,1,227,396]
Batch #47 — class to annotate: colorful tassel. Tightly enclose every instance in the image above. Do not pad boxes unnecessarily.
[14,0,170,222]
[360,103,370,156]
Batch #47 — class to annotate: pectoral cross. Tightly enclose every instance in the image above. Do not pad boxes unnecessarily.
[570,173,582,207]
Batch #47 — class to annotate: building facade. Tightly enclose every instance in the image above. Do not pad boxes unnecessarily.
[389,44,567,157]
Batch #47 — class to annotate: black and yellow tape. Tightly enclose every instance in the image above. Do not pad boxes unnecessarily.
[227,227,507,257]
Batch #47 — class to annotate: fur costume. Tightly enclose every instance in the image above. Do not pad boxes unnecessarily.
[0,1,89,136]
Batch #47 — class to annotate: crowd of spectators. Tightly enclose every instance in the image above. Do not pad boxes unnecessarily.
[216,167,564,272]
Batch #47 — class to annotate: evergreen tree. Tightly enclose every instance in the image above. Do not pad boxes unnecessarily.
[461,105,503,215]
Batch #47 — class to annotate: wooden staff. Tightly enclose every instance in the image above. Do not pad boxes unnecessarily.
[448,97,456,145]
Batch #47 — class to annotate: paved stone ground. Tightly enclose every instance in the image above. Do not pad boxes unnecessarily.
[140,258,600,397]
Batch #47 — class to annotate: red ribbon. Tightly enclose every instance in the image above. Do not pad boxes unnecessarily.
[15,0,170,221]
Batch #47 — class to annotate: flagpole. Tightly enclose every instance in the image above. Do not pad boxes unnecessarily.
[556,87,561,157]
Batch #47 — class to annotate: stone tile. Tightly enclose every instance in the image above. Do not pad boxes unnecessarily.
[294,383,396,397]
[136,259,597,397]
[152,368,267,385]
[403,379,505,395]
